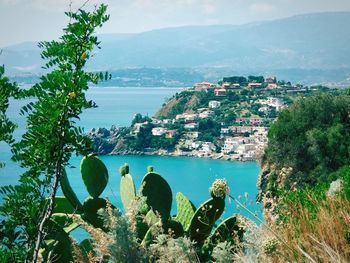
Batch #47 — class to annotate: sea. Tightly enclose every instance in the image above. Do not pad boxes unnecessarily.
[0,86,262,222]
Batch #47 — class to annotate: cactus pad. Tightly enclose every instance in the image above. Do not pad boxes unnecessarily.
[211,215,245,247]
[175,192,196,231]
[188,197,225,244]
[80,154,108,198]
[144,209,159,227]
[119,164,136,211]
[82,197,107,229]
[60,169,82,212]
[164,219,184,238]
[140,169,172,221]
[53,196,77,214]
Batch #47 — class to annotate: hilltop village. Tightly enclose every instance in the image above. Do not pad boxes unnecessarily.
[90,76,334,161]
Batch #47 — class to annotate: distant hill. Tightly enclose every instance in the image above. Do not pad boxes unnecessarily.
[1,12,350,84]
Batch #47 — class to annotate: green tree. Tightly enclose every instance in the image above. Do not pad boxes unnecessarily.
[0,5,109,262]
[264,94,350,190]
[0,66,19,167]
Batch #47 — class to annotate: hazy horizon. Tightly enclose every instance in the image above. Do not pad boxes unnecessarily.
[1,0,350,48]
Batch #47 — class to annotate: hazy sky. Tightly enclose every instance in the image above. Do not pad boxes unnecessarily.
[1,0,350,48]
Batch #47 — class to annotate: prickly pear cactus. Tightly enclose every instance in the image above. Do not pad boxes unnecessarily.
[144,209,159,227]
[60,169,82,212]
[140,166,172,221]
[82,197,107,229]
[175,192,196,231]
[164,219,184,238]
[81,154,108,198]
[53,196,77,214]
[211,215,245,247]
[188,197,225,244]
[119,163,136,211]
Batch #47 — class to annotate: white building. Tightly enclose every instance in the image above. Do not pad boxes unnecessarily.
[199,110,214,119]
[152,127,166,136]
[184,123,198,130]
[209,100,221,109]
[200,142,216,154]
[176,113,198,121]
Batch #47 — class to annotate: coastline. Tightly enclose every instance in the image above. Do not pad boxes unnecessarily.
[107,149,258,162]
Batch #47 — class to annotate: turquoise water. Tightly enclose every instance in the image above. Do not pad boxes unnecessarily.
[0,86,261,221]
[65,155,260,219]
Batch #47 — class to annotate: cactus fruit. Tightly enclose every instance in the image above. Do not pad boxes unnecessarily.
[211,215,245,247]
[60,169,83,212]
[119,163,129,175]
[82,197,107,229]
[81,154,108,198]
[188,197,225,244]
[119,163,136,211]
[175,192,196,231]
[140,168,172,222]
[209,179,230,199]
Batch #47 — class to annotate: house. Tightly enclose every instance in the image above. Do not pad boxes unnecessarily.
[265,77,276,83]
[236,144,256,156]
[152,127,166,136]
[267,83,279,89]
[258,106,269,113]
[193,82,217,91]
[199,110,214,119]
[176,113,198,121]
[200,142,216,154]
[165,130,177,139]
[209,100,221,109]
[220,128,230,135]
[267,97,284,111]
[214,88,227,96]
[184,122,198,130]
[236,117,266,125]
[248,83,263,88]
[229,126,254,134]
[132,122,148,134]
[223,137,239,154]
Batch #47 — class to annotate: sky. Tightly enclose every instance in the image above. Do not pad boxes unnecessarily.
[1,0,350,48]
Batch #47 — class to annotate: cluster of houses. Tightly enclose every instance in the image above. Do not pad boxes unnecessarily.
[126,77,297,160]
[193,78,304,96]
[132,98,275,160]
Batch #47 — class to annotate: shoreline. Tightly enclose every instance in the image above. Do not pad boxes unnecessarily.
[107,149,258,162]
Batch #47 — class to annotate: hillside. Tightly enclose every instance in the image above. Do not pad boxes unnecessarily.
[2,12,350,84]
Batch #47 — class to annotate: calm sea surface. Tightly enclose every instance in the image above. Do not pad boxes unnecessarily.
[0,87,261,220]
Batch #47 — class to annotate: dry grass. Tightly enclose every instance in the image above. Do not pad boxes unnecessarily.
[272,195,350,262]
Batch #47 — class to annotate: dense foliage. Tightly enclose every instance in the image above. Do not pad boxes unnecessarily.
[0,5,109,262]
[264,93,350,190]
[0,66,19,167]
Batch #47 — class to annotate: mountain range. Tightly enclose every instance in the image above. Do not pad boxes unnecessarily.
[1,12,350,85]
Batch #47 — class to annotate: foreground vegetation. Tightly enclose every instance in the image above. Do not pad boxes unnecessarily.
[1,3,350,263]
